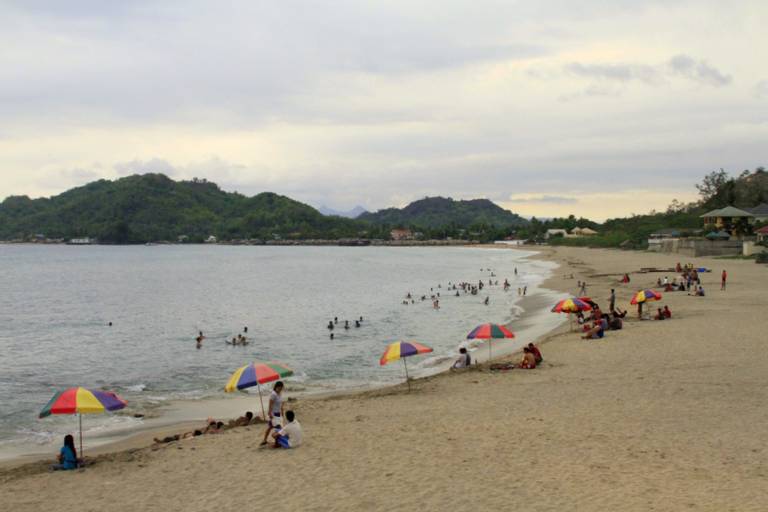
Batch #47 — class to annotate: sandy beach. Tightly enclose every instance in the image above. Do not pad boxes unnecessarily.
[2,246,767,511]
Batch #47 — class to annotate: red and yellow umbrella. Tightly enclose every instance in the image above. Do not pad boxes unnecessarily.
[466,323,515,360]
[225,361,294,421]
[39,387,127,458]
[630,289,662,305]
[551,297,593,313]
[380,341,433,392]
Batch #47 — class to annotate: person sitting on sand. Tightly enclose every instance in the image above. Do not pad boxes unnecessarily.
[452,347,472,369]
[582,322,605,340]
[52,434,79,470]
[654,308,665,320]
[261,381,285,446]
[518,347,537,369]
[528,343,543,364]
[663,305,672,319]
[608,314,623,330]
[203,420,224,434]
[271,410,302,449]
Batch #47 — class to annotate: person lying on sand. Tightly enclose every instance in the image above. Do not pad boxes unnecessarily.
[611,307,627,319]
[153,429,203,446]
[654,308,666,320]
[608,314,623,330]
[228,411,255,428]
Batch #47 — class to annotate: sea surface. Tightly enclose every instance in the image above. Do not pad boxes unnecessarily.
[0,245,563,458]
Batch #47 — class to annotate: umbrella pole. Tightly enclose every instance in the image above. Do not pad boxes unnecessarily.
[403,358,411,392]
[488,339,493,361]
[78,413,83,461]
[257,384,267,423]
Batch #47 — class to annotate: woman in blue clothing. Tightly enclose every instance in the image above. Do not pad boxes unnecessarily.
[52,434,79,470]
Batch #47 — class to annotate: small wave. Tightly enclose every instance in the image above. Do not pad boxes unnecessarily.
[125,383,147,392]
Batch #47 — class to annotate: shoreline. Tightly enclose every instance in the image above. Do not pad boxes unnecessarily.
[6,246,766,511]
[0,246,564,469]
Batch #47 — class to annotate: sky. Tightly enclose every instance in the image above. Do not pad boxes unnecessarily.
[1,0,766,221]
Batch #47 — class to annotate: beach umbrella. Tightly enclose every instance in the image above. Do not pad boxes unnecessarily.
[379,341,433,392]
[39,387,127,458]
[466,323,515,361]
[551,297,593,331]
[224,361,294,422]
[630,289,662,305]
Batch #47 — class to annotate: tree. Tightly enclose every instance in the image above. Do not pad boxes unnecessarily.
[696,169,730,202]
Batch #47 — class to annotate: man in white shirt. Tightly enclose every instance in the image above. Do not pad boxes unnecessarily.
[272,410,302,449]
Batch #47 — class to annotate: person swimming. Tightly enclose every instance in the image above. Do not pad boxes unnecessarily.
[355,320,360,328]
[327,321,334,330]
[344,320,350,329]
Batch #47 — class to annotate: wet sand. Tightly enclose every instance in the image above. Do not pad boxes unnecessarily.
[2,246,767,511]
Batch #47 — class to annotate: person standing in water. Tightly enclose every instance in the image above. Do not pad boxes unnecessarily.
[195,331,205,349]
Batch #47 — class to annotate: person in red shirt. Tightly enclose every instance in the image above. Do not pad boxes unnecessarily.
[527,343,543,364]
[663,305,672,319]
[721,270,727,291]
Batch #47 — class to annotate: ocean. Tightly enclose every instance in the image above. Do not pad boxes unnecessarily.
[0,244,563,459]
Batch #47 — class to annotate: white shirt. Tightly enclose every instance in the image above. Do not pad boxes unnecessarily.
[278,420,303,447]
[270,390,283,416]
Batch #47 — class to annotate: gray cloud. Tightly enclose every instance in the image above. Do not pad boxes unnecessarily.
[566,62,660,84]
[507,195,579,204]
[668,54,732,87]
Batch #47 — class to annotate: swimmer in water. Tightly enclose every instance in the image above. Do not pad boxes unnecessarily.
[108,321,112,327]
[244,326,248,333]
[330,332,334,340]
[327,321,334,330]
[484,296,489,305]
[359,316,363,322]
[344,320,350,329]
[334,317,338,325]
[355,320,360,328]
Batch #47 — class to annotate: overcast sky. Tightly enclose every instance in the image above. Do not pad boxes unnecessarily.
[1,0,766,220]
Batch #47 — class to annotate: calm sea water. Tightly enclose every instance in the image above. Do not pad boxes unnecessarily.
[0,245,559,456]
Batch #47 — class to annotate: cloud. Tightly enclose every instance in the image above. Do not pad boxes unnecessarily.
[114,158,178,176]
[506,194,578,204]
[668,54,732,87]
[565,62,660,84]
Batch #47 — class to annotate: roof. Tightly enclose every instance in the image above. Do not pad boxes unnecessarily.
[579,227,598,235]
[756,225,768,234]
[700,206,754,218]
[746,203,768,216]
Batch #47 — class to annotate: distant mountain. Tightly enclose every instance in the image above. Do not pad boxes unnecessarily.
[358,196,528,229]
[318,205,368,218]
[0,173,364,242]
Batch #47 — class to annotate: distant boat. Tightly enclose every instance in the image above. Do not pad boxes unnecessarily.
[67,238,94,245]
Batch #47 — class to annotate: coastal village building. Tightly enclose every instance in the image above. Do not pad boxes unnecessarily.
[545,227,598,240]
[390,228,414,241]
[699,206,755,230]
[756,225,768,243]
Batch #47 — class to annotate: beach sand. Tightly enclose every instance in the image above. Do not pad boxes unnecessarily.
[2,246,767,511]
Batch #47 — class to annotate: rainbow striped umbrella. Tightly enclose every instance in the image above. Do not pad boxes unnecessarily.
[466,323,515,360]
[379,341,433,392]
[551,297,593,313]
[39,387,127,458]
[225,361,294,421]
[630,289,662,305]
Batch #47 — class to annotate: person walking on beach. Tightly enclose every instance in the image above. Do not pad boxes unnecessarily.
[609,289,616,312]
[579,281,587,296]
[721,269,727,291]
[261,381,285,446]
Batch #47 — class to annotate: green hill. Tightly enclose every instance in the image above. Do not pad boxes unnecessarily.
[358,196,528,232]
[0,173,363,243]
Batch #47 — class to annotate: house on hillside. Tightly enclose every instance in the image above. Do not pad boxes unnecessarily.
[700,206,755,231]
[204,235,217,243]
[746,203,768,223]
[576,227,598,236]
[756,225,768,243]
[390,228,414,241]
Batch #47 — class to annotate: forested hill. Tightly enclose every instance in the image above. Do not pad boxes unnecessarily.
[358,197,528,230]
[0,173,363,242]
